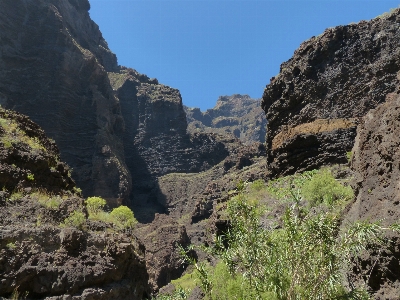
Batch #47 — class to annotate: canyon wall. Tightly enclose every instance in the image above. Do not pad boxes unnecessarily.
[185,94,267,144]
[0,0,232,216]
[262,9,400,177]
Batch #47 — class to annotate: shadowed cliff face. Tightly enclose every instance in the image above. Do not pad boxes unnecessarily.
[0,0,232,214]
[0,0,129,206]
[109,68,232,222]
[262,9,400,177]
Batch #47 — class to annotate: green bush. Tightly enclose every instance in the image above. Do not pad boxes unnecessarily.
[62,211,86,230]
[86,196,107,215]
[250,179,265,192]
[301,169,353,206]
[110,205,137,229]
[179,176,397,300]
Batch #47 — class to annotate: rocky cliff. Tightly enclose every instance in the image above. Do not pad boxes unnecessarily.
[346,90,400,298]
[0,0,233,219]
[0,0,239,294]
[0,0,129,206]
[0,107,150,299]
[185,94,267,144]
[262,9,400,177]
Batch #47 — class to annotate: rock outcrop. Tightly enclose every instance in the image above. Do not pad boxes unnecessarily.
[0,107,150,299]
[185,94,267,144]
[262,9,400,177]
[346,91,400,298]
[0,0,242,293]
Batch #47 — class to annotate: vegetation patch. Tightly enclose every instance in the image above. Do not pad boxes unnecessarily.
[0,116,45,152]
[173,171,398,299]
[61,211,86,230]
[85,196,138,229]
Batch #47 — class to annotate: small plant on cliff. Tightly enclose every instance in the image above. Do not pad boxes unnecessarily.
[26,173,34,181]
[86,196,107,215]
[72,186,82,195]
[62,211,86,230]
[6,242,16,250]
[110,205,137,229]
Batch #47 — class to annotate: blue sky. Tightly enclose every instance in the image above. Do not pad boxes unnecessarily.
[89,0,399,110]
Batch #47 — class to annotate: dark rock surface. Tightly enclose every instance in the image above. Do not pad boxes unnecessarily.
[108,68,234,223]
[262,9,400,177]
[185,94,267,144]
[157,142,268,251]
[135,214,191,293]
[0,0,235,222]
[0,0,129,206]
[0,108,151,299]
[346,91,400,298]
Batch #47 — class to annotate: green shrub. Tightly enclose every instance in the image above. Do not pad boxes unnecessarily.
[73,187,82,195]
[155,286,190,300]
[346,151,353,162]
[301,169,353,206]
[6,242,16,250]
[39,196,62,209]
[26,173,34,181]
[250,179,265,192]
[86,196,107,215]
[110,205,137,229]
[62,211,86,230]
[179,178,395,300]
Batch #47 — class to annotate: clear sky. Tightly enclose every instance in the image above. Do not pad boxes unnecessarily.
[89,0,399,110]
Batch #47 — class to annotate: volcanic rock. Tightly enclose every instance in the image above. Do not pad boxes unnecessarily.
[185,94,267,144]
[262,9,400,177]
[345,91,400,298]
[0,108,150,299]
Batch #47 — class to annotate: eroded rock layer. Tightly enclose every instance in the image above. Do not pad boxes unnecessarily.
[262,9,400,177]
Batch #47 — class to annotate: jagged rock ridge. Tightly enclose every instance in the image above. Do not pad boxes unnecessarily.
[262,9,400,177]
[185,94,267,144]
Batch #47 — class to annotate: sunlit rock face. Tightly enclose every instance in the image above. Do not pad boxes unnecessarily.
[185,94,267,145]
[262,10,400,177]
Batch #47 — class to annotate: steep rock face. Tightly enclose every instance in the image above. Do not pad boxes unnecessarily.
[0,0,130,206]
[135,214,191,292]
[262,9,400,177]
[0,0,233,216]
[108,68,232,222]
[185,94,267,144]
[347,91,400,298]
[0,108,150,299]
